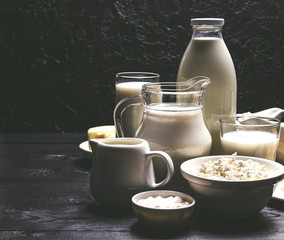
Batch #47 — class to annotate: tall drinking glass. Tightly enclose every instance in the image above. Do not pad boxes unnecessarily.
[115,72,159,137]
[220,116,280,161]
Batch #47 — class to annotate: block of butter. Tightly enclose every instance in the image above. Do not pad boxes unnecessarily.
[87,125,116,149]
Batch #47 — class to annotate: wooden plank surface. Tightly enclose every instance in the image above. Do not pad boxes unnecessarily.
[0,134,284,239]
[0,133,86,144]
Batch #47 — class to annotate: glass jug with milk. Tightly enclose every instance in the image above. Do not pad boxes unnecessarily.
[177,18,237,155]
[114,76,212,191]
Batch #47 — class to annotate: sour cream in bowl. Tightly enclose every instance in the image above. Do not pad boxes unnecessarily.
[132,190,195,229]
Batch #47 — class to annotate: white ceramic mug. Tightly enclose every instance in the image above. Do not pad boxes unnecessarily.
[89,138,174,207]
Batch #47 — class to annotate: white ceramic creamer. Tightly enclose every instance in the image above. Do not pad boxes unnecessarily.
[89,138,174,207]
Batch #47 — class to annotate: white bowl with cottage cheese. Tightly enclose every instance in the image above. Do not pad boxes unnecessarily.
[180,155,284,219]
[131,190,195,229]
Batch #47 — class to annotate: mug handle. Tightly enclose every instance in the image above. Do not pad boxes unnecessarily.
[113,95,143,137]
[145,151,174,188]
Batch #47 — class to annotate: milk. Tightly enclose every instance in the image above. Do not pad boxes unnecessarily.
[115,82,148,137]
[115,82,148,103]
[136,104,212,191]
[221,130,279,160]
[177,37,237,154]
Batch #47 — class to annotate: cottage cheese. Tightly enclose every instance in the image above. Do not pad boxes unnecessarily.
[137,196,190,209]
[192,153,269,181]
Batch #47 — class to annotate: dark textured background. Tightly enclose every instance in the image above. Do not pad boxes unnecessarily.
[1,0,284,133]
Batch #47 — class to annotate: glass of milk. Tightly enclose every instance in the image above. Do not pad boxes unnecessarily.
[220,116,281,161]
[115,72,159,137]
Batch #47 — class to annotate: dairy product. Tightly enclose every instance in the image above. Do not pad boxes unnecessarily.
[87,125,116,149]
[115,82,148,103]
[221,130,279,160]
[177,36,237,155]
[136,104,212,191]
[87,125,116,139]
[192,153,269,181]
[137,196,190,209]
[115,82,148,137]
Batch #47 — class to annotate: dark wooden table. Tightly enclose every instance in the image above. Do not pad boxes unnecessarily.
[1,134,284,239]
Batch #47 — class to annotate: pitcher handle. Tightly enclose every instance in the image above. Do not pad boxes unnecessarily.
[145,151,174,188]
[113,95,143,137]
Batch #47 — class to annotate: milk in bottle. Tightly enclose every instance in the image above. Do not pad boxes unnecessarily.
[177,18,237,154]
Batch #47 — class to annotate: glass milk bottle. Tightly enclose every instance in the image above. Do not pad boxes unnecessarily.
[177,18,237,154]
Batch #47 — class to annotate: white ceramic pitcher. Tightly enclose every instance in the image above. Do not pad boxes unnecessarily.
[89,138,174,207]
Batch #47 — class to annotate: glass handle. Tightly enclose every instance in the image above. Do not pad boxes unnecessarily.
[113,95,143,137]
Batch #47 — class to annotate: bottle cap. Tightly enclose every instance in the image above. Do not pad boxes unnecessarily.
[191,18,224,26]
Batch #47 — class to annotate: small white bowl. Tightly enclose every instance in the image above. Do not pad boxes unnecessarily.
[180,155,284,219]
[79,141,92,162]
[132,190,195,229]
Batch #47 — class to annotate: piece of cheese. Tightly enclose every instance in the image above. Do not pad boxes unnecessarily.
[87,125,116,148]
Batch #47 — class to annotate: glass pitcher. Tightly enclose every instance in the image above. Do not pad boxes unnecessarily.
[114,76,212,192]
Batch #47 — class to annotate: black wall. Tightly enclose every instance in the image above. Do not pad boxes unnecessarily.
[1,0,284,133]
